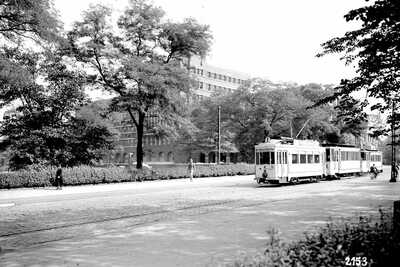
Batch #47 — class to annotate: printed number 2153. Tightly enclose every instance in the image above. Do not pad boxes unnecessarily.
[345,256,368,266]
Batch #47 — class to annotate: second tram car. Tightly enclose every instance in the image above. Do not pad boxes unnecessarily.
[255,138,382,184]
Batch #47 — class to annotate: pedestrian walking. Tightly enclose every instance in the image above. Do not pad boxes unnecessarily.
[393,163,399,180]
[370,164,378,180]
[188,158,195,181]
[55,164,63,190]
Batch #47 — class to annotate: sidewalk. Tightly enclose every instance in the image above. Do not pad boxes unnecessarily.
[0,175,253,202]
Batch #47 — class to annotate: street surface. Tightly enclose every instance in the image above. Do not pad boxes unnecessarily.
[0,166,399,266]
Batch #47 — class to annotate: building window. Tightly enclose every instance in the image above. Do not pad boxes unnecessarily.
[199,82,203,89]
[208,84,211,91]
[208,72,211,77]
[167,152,173,162]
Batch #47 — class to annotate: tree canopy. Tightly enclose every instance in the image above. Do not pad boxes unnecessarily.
[317,0,400,137]
[186,80,347,162]
[0,0,61,43]
[68,0,212,168]
[0,50,113,169]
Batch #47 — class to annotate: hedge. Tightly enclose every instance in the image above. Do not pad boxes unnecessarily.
[0,163,254,189]
[152,163,254,179]
[229,209,400,267]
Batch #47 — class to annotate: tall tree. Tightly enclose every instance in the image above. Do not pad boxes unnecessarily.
[0,50,113,169]
[68,0,212,168]
[316,0,400,181]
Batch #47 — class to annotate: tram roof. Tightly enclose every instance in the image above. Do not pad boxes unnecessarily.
[321,143,357,148]
[255,138,321,148]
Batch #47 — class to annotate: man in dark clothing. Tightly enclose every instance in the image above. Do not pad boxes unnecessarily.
[55,165,63,190]
[370,164,378,179]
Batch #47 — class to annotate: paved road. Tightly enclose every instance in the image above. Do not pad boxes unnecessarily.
[0,167,399,266]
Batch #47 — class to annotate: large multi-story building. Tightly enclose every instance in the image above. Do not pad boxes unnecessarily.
[103,56,250,165]
[186,56,250,99]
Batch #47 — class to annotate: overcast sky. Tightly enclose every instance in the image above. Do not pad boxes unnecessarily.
[54,0,367,85]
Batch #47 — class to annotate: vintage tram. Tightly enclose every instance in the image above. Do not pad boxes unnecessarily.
[255,138,382,184]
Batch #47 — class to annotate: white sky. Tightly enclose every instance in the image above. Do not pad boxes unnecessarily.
[54,0,367,85]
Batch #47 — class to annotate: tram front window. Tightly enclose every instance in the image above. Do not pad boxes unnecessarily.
[257,151,275,165]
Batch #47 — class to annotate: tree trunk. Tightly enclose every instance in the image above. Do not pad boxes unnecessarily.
[136,112,145,169]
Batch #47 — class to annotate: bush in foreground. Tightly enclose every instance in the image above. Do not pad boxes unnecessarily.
[230,210,400,267]
[0,163,254,189]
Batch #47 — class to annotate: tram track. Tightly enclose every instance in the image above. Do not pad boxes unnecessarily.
[0,197,285,252]
[0,199,237,238]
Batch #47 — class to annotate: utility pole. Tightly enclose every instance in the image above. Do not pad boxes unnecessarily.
[290,120,293,138]
[217,105,221,164]
[390,100,397,182]
[295,119,311,139]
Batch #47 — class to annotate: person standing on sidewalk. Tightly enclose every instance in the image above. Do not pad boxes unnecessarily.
[55,164,63,190]
[188,158,195,181]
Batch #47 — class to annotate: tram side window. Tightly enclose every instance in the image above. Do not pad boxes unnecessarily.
[256,152,260,164]
[284,152,287,164]
[270,152,275,164]
[300,154,306,164]
[314,154,320,163]
[307,154,313,163]
[332,150,337,161]
[292,154,299,164]
[326,149,330,161]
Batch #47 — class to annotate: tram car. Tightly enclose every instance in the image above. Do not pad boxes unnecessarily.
[255,138,382,184]
[255,138,324,184]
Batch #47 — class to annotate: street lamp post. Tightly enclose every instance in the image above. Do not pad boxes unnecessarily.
[390,99,397,182]
[217,105,221,164]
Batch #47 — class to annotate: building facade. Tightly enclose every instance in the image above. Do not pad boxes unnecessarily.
[103,56,250,165]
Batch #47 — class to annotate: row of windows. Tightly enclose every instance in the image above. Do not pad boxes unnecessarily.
[190,67,246,85]
[340,151,361,161]
[108,151,174,163]
[371,155,382,162]
[256,152,320,165]
[327,149,382,162]
[198,82,234,94]
[120,133,135,139]
[292,154,320,164]
[118,136,171,147]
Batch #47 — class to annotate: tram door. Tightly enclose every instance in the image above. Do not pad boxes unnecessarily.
[330,148,339,174]
[276,151,288,181]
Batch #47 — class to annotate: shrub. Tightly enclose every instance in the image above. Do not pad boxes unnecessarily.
[0,163,254,189]
[229,210,400,267]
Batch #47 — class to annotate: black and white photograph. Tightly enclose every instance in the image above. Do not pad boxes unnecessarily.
[0,0,399,266]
